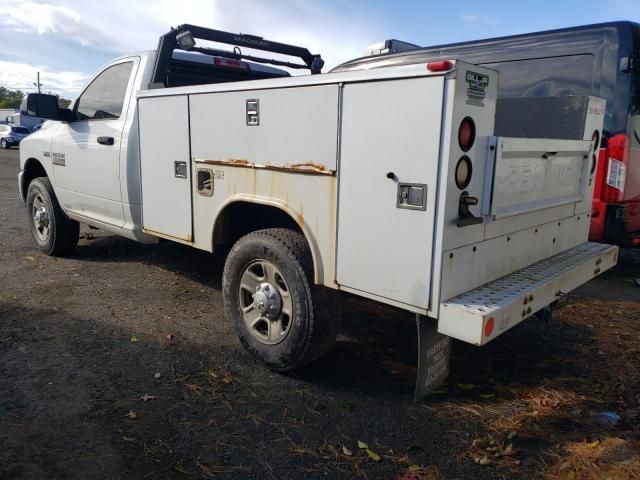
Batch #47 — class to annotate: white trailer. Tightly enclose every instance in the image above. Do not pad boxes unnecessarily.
[18,25,617,399]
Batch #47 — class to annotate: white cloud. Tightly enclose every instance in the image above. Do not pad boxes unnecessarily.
[0,60,87,98]
[461,12,499,26]
[0,0,379,68]
[0,0,386,97]
[0,1,112,48]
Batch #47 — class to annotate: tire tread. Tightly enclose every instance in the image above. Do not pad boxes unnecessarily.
[28,177,79,256]
[223,228,340,371]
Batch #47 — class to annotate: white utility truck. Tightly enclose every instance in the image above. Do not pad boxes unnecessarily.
[19,25,618,399]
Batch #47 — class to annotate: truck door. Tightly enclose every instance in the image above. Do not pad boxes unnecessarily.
[336,77,444,310]
[51,58,138,227]
[138,95,192,242]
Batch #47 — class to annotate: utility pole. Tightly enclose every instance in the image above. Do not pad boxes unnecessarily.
[34,72,42,93]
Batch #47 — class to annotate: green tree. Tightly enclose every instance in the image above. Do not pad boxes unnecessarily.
[0,87,25,109]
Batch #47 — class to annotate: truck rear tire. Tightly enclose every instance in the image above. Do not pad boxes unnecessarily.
[222,228,340,371]
[26,177,79,256]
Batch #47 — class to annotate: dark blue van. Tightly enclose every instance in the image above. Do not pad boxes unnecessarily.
[334,21,640,246]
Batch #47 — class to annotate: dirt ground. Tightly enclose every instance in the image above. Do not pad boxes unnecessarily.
[1,147,639,480]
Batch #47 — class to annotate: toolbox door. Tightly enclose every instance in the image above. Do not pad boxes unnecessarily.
[336,77,445,310]
[139,95,193,242]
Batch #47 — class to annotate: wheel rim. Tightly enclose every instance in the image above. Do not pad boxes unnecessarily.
[32,194,50,242]
[238,259,293,345]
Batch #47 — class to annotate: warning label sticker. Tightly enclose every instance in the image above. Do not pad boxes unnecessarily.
[465,71,489,106]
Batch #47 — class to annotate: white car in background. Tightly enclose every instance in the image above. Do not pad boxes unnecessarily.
[0,125,30,148]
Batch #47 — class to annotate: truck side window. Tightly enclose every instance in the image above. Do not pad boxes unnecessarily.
[75,62,133,121]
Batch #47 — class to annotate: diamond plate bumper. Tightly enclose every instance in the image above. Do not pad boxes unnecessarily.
[438,242,619,345]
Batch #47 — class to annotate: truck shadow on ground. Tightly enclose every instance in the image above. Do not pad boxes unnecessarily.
[74,234,226,289]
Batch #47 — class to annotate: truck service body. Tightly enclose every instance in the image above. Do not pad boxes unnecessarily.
[18,25,617,398]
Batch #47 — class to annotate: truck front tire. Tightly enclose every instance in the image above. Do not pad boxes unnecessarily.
[26,177,79,256]
[222,228,340,371]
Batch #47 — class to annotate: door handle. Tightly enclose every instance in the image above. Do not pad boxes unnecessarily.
[174,161,187,178]
[97,136,114,145]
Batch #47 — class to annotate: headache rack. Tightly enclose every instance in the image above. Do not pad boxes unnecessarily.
[151,24,325,87]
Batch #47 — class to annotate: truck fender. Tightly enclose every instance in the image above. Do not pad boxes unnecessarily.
[20,157,52,203]
[212,194,325,285]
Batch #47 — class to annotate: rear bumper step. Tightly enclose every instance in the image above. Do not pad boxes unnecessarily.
[438,242,618,345]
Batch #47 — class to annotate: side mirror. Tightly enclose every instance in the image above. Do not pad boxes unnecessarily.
[20,93,71,121]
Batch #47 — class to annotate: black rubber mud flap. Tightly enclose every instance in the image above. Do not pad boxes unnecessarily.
[414,314,452,401]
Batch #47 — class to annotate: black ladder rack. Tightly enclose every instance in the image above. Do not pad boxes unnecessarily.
[151,24,324,87]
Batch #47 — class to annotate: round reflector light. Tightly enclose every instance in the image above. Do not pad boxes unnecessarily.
[484,317,495,337]
[455,156,472,189]
[458,117,476,152]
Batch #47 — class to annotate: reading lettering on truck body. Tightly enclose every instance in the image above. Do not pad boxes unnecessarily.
[17,23,617,399]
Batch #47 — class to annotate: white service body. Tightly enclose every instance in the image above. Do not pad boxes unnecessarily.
[19,51,616,349]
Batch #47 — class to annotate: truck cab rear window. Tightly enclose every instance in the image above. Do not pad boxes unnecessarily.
[165,58,287,88]
[75,62,133,121]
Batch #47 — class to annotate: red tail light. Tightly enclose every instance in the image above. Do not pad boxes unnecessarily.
[602,134,630,203]
[427,60,453,72]
[458,117,476,152]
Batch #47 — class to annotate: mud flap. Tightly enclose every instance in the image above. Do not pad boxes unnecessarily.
[414,314,452,401]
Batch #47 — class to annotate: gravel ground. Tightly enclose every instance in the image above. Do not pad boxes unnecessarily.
[1,147,639,480]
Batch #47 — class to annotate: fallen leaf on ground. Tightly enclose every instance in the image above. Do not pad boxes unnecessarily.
[342,445,353,456]
[397,466,444,480]
[357,440,368,449]
[366,449,381,461]
[130,336,138,343]
[457,383,479,390]
[154,372,161,379]
[125,410,137,419]
[497,444,516,457]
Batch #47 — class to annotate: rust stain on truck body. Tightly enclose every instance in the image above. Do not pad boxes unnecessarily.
[196,158,335,176]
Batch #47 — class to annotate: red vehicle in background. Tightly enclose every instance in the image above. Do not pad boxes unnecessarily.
[334,21,640,246]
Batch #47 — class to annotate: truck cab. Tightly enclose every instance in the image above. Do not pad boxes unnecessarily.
[19,42,294,241]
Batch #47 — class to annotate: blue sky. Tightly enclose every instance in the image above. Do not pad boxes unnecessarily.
[0,0,638,98]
